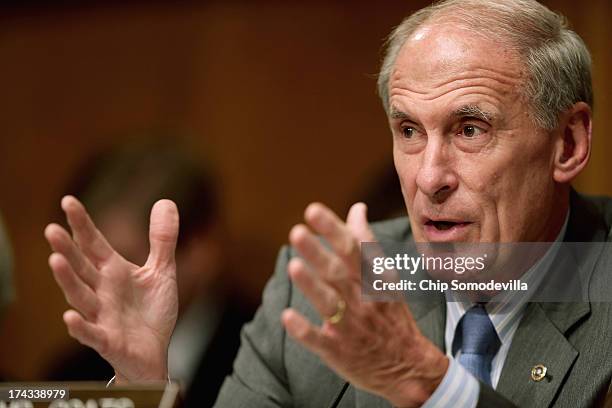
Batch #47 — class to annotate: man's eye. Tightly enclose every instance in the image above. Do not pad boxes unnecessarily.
[401,127,416,138]
[461,124,483,138]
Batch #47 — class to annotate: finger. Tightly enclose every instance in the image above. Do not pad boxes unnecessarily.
[344,203,403,300]
[49,253,99,320]
[304,203,359,261]
[63,310,108,355]
[281,309,336,357]
[345,202,376,243]
[62,196,114,267]
[288,257,341,318]
[45,223,99,288]
[146,199,179,270]
[289,224,347,283]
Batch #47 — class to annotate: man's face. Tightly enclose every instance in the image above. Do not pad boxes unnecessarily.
[389,24,559,243]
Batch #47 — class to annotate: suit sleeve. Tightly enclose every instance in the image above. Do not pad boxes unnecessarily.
[214,246,293,407]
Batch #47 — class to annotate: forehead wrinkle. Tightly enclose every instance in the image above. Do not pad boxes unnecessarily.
[390,68,522,99]
[390,85,508,110]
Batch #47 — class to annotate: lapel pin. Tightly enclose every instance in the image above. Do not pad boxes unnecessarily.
[531,364,547,382]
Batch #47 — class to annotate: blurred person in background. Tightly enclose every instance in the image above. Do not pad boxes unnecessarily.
[45,141,255,407]
[0,213,15,381]
[0,214,14,323]
[349,164,405,223]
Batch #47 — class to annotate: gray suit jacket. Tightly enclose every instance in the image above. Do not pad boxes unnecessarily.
[215,192,612,407]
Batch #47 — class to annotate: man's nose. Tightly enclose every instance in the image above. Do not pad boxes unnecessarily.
[415,139,458,203]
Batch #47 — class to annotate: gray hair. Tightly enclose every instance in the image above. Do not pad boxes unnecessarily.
[377,0,593,130]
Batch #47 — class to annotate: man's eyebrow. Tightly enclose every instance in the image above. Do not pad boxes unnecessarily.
[389,107,410,120]
[452,105,495,122]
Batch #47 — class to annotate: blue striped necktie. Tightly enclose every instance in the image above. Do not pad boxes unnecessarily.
[457,304,501,385]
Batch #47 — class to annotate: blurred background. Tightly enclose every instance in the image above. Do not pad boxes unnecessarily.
[0,0,610,385]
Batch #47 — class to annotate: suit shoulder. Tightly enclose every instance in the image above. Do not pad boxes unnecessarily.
[587,195,612,239]
[574,192,612,241]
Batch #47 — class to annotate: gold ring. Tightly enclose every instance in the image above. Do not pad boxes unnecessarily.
[326,299,346,325]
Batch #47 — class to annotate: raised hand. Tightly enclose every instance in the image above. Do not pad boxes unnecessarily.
[282,202,449,407]
[44,196,179,383]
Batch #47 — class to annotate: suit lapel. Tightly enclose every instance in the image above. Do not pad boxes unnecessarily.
[496,302,588,407]
[496,190,605,407]
[410,296,447,350]
[353,391,392,408]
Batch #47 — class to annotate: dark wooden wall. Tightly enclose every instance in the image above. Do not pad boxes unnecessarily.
[0,0,609,379]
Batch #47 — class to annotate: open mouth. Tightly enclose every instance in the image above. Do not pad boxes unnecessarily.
[422,218,473,241]
[427,220,460,231]
[426,220,472,231]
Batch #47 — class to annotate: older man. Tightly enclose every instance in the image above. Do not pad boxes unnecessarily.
[45,0,611,407]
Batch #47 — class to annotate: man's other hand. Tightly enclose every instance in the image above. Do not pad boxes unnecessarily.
[282,202,449,408]
[44,196,179,384]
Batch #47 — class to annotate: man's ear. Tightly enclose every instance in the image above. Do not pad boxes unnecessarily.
[553,101,592,184]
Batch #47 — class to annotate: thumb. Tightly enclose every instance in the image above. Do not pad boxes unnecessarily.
[146,199,179,269]
[346,202,375,243]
